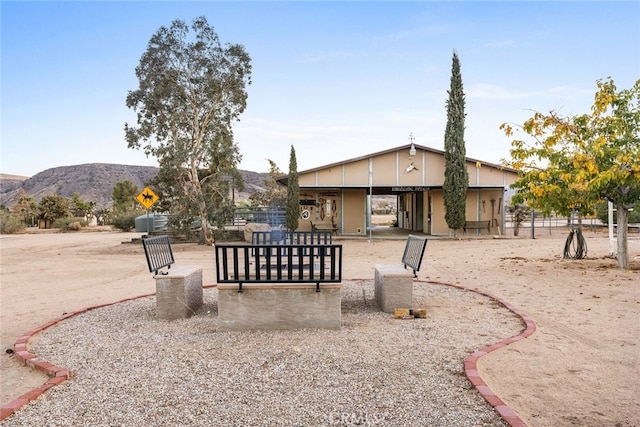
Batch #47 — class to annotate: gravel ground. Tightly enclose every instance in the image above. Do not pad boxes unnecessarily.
[5,281,523,427]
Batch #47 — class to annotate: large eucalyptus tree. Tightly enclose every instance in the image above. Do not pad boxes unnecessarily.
[125,17,251,243]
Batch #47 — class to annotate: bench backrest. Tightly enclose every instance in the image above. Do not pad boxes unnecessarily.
[401,235,428,277]
[250,231,333,256]
[142,235,175,275]
[250,230,332,245]
[286,230,332,245]
[215,243,342,292]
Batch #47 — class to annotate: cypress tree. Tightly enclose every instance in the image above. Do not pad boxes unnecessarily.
[286,145,300,231]
[443,51,469,235]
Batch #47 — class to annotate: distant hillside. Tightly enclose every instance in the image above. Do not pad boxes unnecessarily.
[0,164,269,209]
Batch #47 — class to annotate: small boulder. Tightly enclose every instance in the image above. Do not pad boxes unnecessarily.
[244,222,271,242]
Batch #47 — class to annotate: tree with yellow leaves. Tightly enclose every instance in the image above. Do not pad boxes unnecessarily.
[501,78,640,269]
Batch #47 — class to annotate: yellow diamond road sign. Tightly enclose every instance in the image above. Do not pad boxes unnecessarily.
[136,187,159,210]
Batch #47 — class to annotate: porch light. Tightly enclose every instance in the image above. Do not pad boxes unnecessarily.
[409,143,416,157]
[409,132,416,158]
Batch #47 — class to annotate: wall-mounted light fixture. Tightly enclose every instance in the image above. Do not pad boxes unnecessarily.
[409,132,416,158]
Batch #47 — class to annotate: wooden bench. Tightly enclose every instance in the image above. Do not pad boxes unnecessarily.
[142,235,203,321]
[374,235,428,313]
[311,219,338,234]
[214,242,343,331]
[463,220,491,234]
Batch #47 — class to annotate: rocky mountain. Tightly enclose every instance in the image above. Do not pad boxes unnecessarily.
[0,164,269,209]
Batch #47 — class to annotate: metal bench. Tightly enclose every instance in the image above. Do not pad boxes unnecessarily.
[215,243,343,293]
[310,219,338,234]
[250,230,333,245]
[142,235,175,275]
[401,234,428,277]
[250,230,333,256]
[142,235,203,320]
[463,220,491,234]
[374,235,428,313]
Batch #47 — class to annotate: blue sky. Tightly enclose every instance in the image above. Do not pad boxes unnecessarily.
[2,1,639,177]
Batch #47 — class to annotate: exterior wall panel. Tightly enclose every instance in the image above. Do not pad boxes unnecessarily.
[372,153,397,185]
[425,152,445,185]
[299,172,316,186]
[344,159,370,185]
[430,190,447,234]
[342,189,366,234]
[316,167,342,186]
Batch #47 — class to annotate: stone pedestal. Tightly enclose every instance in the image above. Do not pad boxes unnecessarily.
[155,265,203,321]
[374,264,414,313]
[217,283,342,331]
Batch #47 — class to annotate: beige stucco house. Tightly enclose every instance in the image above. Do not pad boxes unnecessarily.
[278,144,519,236]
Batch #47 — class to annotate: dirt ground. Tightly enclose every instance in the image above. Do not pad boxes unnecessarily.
[1,227,639,426]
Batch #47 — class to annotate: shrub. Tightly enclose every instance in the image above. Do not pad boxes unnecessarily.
[0,211,26,234]
[595,201,640,224]
[111,212,138,231]
[53,217,88,230]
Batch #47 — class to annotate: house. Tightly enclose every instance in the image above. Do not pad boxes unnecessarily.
[278,143,519,236]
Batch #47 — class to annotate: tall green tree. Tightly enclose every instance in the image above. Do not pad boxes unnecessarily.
[502,78,640,269]
[124,16,252,244]
[286,146,300,231]
[443,51,468,234]
[112,180,140,213]
[69,192,95,218]
[11,189,37,226]
[38,194,70,223]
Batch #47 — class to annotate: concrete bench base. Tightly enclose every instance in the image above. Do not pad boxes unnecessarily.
[154,265,203,321]
[217,283,342,331]
[374,264,414,313]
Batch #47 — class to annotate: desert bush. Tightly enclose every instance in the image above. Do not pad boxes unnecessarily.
[53,217,88,230]
[68,221,82,231]
[111,212,138,231]
[0,211,26,234]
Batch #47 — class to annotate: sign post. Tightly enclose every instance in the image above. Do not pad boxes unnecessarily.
[136,187,160,234]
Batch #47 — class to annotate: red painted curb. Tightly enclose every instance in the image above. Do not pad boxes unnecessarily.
[0,290,159,421]
[422,279,537,427]
[1,280,531,425]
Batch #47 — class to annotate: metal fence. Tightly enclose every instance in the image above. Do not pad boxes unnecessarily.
[228,207,286,228]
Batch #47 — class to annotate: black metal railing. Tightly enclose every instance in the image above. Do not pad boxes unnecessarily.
[231,207,286,227]
[215,243,342,292]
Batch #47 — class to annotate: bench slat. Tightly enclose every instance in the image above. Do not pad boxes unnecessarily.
[463,220,491,234]
[401,235,428,277]
[251,231,333,256]
[142,235,175,275]
[310,220,338,234]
